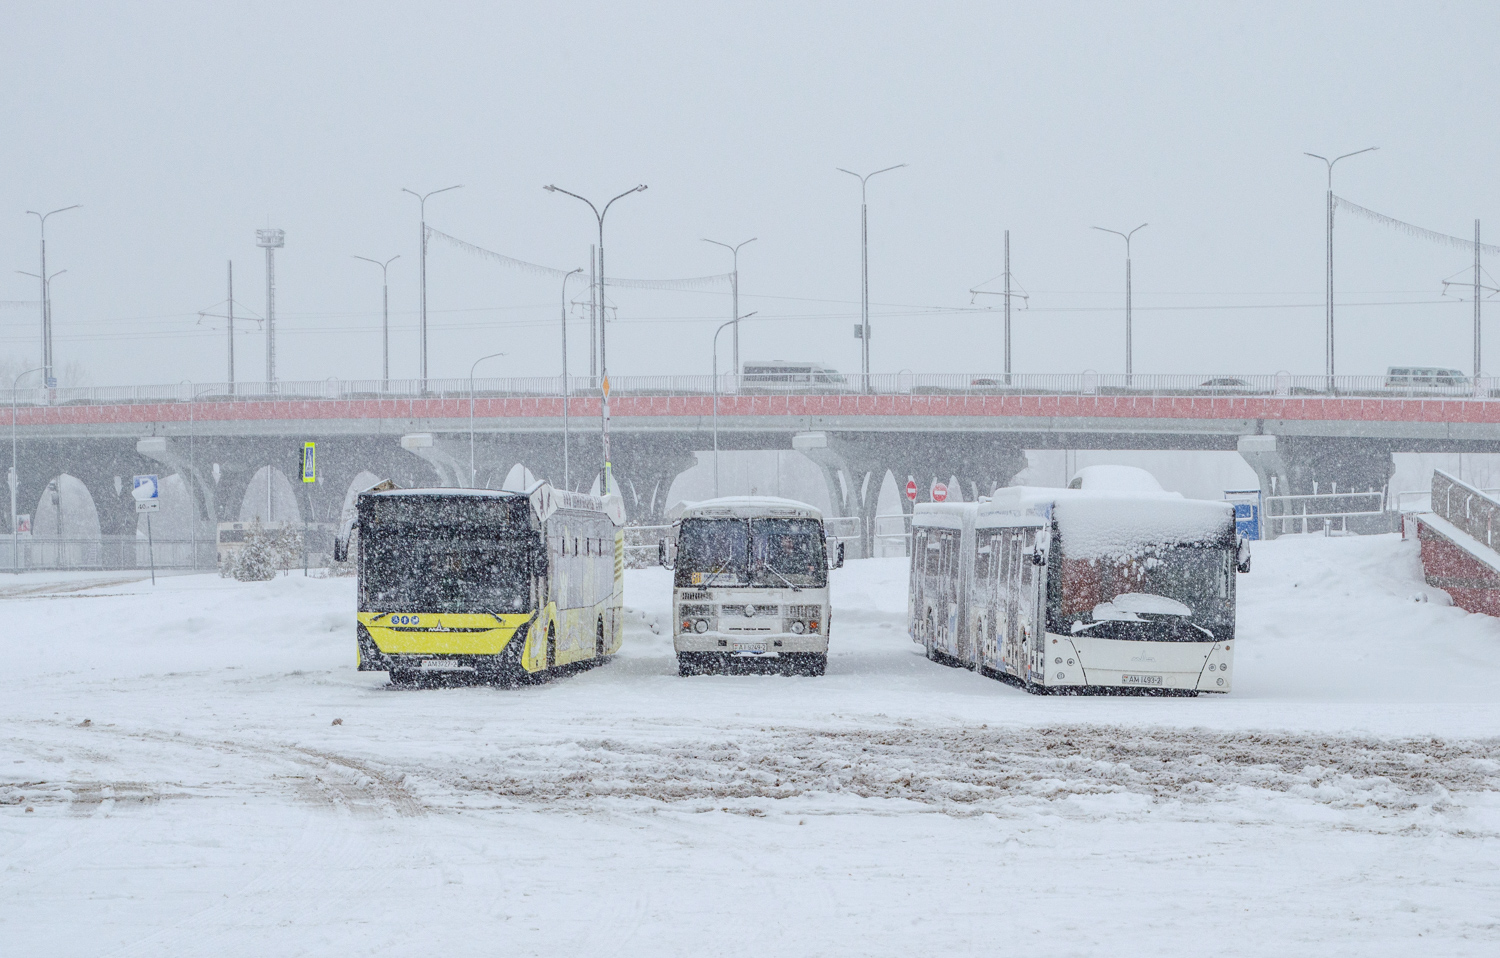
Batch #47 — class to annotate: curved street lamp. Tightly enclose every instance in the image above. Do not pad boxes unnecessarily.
[1092,223,1148,384]
[712,311,757,497]
[702,237,756,391]
[837,165,905,392]
[543,183,647,494]
[1304,147,1378,383]
[353,255,400,389]
[11,365,45,573]
[25,204,80,386]
[401,185,462,392]
[469,351,507,487]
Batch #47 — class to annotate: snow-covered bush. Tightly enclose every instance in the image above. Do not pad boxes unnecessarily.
[220,521,302,581]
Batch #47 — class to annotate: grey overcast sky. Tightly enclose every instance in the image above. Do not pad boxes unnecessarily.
[4,1,1500,387]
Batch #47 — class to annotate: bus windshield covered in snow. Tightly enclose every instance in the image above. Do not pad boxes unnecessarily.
[909,466,1248,695]
[342,485,626,686]
[674,516,829,590]
[663,497,842,676]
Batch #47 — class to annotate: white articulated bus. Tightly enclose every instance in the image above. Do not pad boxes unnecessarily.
[909,466,1250,695]
[661,497,844,676]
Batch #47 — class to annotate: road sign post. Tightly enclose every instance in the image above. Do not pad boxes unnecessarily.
[132,475,159,585]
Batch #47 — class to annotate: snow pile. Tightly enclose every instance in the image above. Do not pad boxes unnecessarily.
[1054,494,1233,558]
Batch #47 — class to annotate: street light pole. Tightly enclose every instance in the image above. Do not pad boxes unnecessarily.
[837,165,905,393]
[702,237,757,390]
[543,183,648,494]
[469,351,507,488]
[402,185,462,392]
[25,205,80,387]
[353,255,400,389]
[711,312,756,498]
[1092,224,1148,384]
[1304,147,1378,384]
[11,366,44,573]
[559,267,583,490]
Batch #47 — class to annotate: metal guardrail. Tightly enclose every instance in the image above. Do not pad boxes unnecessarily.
[1431,470,1500,551]
[1263,491,1386,535]
[9,371,1500,408]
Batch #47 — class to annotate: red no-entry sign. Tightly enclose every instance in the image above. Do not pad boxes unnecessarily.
[931,482,948,502]
[905,479,917,501]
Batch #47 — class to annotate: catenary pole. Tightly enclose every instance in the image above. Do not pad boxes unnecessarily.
[1004,230,1011,383]
[1476,220,1483,380]
[227,262,235,388]
[402,185,462,393]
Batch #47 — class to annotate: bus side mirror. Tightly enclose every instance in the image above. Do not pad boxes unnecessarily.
[658,538,674,571]
[333,537,348,563]
[1236,537,1252,574]
[832,541,845,569]
[1031,548,1047,566]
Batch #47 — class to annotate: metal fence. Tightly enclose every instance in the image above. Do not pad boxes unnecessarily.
[0,537,216,573]
[10,371,1500,408]
[1430,470,1500,551]
[1263,491,1388,536]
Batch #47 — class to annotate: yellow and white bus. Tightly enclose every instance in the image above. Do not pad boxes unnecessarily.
[337,483,626,686]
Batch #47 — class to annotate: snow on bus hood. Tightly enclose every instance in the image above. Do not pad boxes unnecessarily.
[1090,593,1194,621]
[1054,494,1232,560]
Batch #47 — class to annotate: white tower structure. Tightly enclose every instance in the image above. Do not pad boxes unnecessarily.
[256,228,285,384]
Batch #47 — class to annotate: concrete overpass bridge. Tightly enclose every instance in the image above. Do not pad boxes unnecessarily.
[10,371,1500,555]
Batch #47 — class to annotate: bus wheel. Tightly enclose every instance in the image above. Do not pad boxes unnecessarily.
[596,618,606,659]
[546,624,557,670]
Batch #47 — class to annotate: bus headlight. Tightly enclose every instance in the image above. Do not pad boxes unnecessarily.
[790,621,806,635]
[694,619,709,634]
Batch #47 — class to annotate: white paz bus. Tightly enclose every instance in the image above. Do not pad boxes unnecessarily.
[909,466,1250,695]
[660,497,844,676]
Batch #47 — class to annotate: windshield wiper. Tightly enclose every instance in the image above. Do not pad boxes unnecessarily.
[761,565,802,592]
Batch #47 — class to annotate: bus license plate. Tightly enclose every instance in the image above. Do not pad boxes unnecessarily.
[1122,673,1163,686]
[421,660,464,671]
[732,642,767,654]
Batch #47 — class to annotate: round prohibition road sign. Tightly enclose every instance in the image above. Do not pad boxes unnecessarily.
[931,482,948,502]
[905,479,917,501]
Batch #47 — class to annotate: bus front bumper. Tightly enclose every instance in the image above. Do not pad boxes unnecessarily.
[673,630,828,655]
[1037,634,1233,694]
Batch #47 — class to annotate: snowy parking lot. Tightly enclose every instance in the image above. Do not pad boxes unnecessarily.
[4,533,1500,955]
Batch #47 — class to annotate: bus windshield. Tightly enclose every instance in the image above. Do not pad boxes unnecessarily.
[675,519,750,587]
[750,518,827,588]
[1054,545,1233,641]
[361,537,532,614]
[675,517,828,588]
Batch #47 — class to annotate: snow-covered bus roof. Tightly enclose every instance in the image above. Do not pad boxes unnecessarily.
[667,496,823,522]
[978,485,1233,558]
[358,483,626,527]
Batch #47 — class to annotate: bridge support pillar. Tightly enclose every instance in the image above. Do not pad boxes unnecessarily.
[1240,434,1396,537]
[400,433,467,487]
[136,436,218,539]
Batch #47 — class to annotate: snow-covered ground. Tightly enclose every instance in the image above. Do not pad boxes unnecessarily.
[4,533,1500,955]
